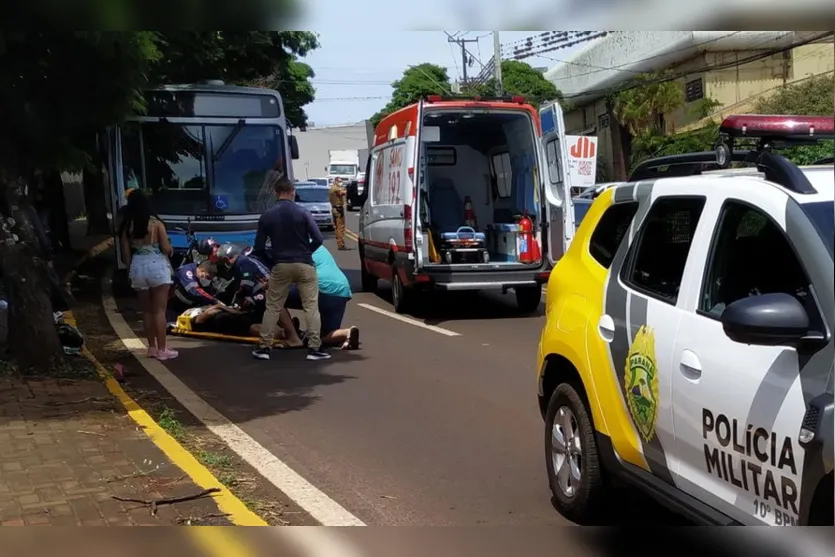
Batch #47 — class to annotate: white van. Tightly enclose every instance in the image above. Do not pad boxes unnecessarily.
[356,95,580,314]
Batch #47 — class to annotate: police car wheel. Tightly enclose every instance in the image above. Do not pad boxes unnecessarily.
[545,382,606,523]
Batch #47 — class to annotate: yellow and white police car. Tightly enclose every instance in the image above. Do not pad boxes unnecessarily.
[536,115,833,526]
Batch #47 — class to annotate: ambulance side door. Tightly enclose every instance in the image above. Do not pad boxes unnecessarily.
[671,182,831,526]
[538,101,574,265]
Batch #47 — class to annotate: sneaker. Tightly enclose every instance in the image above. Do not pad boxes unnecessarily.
[156,348,179,361]
[306,348,331,361]
[347,326,360,350]
[252,347,271,360]
[147,347,159,358]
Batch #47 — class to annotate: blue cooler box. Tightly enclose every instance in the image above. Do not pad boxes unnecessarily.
[488,223,520,262]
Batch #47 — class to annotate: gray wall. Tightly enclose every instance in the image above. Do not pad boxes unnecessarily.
[291,121,372,181]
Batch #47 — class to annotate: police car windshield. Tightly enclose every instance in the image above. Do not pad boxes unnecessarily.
[802,201,834,257]
[295,187,329,203]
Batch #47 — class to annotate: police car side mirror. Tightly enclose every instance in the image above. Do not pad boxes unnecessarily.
[721,293,810,347]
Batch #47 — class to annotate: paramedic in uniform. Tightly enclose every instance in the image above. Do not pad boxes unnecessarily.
[328,177,348,250]
[216,243,304,348]
[168,261,223,321]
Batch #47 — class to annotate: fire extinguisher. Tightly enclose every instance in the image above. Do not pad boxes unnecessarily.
[518,214,541,264]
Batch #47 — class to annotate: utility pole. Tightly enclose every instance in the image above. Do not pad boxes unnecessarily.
[493,31,503,95]
[447,33,480,87]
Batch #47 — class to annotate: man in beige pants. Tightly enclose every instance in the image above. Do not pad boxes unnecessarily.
[251,175,331,361]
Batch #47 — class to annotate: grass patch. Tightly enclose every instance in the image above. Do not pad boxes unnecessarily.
[0,355,98,379]
[198,450,232,469]
[157,406,186,440]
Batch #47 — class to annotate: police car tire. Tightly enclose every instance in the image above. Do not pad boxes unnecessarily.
[545,382,606,523]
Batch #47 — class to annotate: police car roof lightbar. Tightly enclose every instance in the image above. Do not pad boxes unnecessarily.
[720,115,835,140]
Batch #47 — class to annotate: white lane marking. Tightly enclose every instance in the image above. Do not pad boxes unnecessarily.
[100,272,366,527]
[274,527,364,557]
[356,303,461,337]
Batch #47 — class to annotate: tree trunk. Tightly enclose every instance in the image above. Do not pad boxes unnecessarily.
[83,160,110,235]
[0,173,64,370]
[44,169,72,251]
[608,109,628,181]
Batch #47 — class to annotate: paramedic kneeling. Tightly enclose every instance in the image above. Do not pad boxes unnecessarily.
[286,245,359,350]
[169,261,222,320]
[216,243,304,347]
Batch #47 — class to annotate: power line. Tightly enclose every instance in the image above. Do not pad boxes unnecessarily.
[446,31,481,84]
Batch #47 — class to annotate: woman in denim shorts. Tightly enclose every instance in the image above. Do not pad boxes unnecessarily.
[118,190,178,360]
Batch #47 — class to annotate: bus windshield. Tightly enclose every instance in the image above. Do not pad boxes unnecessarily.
[121,121,286,215]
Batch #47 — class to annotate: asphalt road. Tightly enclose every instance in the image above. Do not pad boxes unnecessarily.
[115,210,689,527]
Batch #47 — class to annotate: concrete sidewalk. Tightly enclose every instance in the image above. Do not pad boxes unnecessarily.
[0,374,235,526]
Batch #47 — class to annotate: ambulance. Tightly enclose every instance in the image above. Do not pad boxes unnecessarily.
[355,95,583,314]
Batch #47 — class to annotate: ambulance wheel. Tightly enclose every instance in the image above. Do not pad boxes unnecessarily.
[516,286,542,313]
[545,382,607,524]
[390,265,411,314]
[360,253,377,292]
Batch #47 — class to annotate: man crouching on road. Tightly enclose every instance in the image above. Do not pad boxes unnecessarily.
[285,245,359,350]
[252,174,330,362]
[216,242,304,348]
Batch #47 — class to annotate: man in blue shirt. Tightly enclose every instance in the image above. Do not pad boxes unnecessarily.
[285,245,359,350]
[252,175,329,361]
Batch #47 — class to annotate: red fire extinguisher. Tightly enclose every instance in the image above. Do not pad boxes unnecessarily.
[518,214,541,264]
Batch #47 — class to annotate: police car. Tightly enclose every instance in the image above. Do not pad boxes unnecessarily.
[536,115,833,526]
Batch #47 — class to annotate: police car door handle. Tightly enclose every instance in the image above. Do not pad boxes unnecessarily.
[679,349,702,380]
[598,315,615,343]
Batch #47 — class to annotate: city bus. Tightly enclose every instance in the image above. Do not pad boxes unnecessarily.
[106,80,299,268]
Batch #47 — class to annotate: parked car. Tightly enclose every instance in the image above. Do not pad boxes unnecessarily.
[537,114,834,526]
[295,182,334,230]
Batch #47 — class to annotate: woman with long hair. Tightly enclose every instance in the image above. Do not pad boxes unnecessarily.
[118,189,178,360]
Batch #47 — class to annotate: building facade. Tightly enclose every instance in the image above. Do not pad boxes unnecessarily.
[544,31,834,180]
[291,121,373,181]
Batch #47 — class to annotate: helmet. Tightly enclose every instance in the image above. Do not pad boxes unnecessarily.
[216,242,243,262]
[196,238,218,256]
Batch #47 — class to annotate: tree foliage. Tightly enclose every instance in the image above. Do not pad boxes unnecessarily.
[0,30,320,371]
[152,31,319,128]
[465,60,561,106]
[370,64,452,128]
[371,60,562,128]
[751,74,835,165]
[613,71,685,137]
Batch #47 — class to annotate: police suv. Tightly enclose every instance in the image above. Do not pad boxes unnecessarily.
[536,115,833,526]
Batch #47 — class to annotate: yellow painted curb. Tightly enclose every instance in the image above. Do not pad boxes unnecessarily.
[63,314,268,529]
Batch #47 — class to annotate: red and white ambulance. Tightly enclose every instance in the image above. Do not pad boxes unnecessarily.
[355,95,579,313]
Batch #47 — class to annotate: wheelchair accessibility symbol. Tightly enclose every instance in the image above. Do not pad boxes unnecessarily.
[213,195,229,211]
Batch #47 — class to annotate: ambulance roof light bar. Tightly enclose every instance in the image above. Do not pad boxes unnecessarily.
[720,114,835,140]
[424,94,527,104]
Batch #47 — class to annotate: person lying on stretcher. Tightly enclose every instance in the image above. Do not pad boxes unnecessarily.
[177,301,301,341]
[214,243,305,348]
